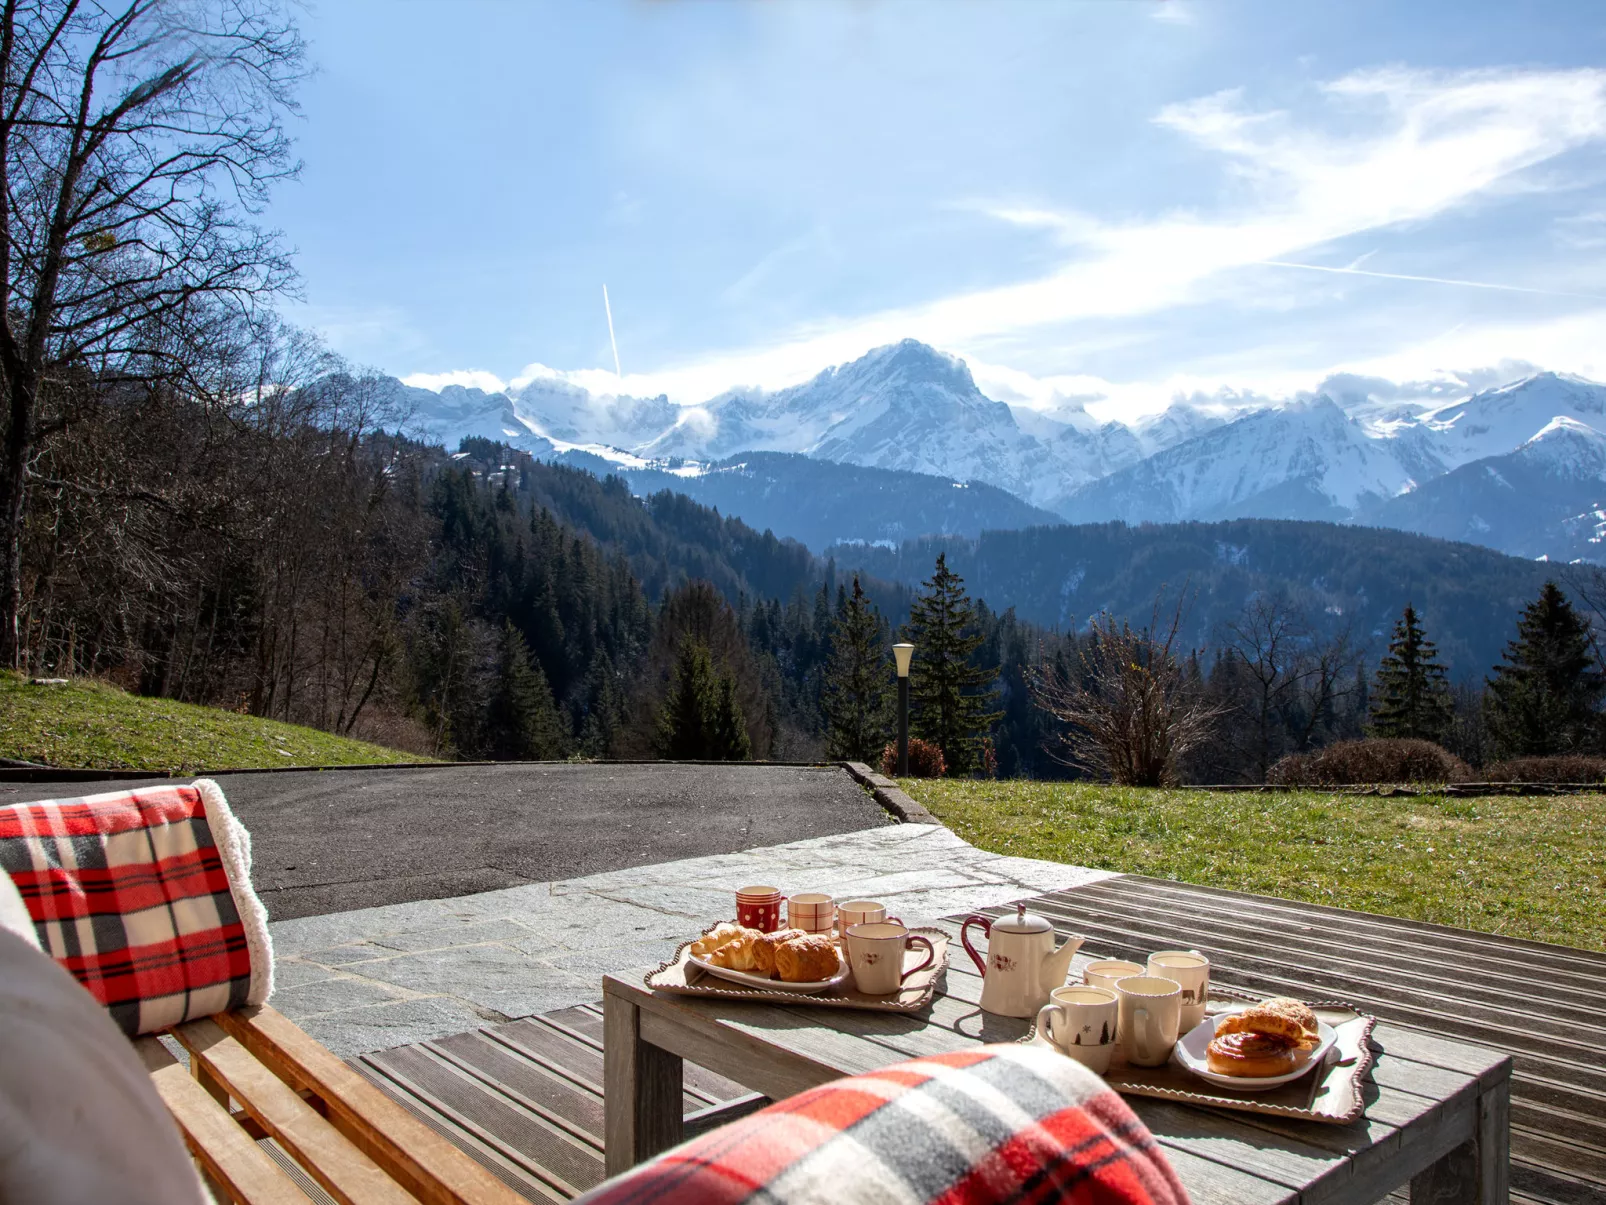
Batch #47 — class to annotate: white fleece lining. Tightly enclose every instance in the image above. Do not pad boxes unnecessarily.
[0,864,41,951]
[193,778,274,1005]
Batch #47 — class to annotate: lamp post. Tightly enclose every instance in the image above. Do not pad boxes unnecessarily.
[893,642,914,776]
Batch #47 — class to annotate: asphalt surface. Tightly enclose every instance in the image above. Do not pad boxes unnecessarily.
[0,764,891,920]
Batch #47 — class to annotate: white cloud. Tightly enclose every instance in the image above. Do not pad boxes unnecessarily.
[401,369,510,394]
[410,65,1606,420]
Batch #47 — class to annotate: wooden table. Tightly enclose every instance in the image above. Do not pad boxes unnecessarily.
[604,879,1521,1205]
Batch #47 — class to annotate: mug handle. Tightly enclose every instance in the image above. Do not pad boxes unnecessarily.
[899,935,936,982]
[887,915,904,926]
[1034,1003,1060,1049]
[960,915,990,975]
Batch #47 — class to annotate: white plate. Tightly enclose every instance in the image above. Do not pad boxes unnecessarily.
[686,950,851,995]
[1172,1014,1339,1091]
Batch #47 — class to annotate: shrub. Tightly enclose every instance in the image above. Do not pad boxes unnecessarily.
[1480,755,1606,783]
[1268,739,1470,786]
[880,738,947,778]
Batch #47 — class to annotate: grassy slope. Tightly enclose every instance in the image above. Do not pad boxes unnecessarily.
[906,779,1605,953]
[0,673,432,773]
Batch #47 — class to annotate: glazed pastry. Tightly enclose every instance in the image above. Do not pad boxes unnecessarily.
[691,922,745,959]
[709,929,764,972]
[753,928,807,977]
[774,935,840,983]
[1206,1030,1309,1078]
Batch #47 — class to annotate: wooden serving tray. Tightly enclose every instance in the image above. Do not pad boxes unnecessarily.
[646,929,949,1013]
[1026,987,1376,1125]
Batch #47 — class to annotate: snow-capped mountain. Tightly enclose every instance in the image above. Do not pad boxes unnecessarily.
[1361,416,1606,561]
[1061,396,1422,524]
[1414,372,1606,470]
[395,338,1606,562]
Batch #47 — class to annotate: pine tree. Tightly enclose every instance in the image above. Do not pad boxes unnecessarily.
[1485,581,1605,758]
[1369,604,1452,742]
[655,639,717,759]
[823,575,894,761]
[653,637,751,760]
[486,622,567,759]
[905,553,1001,774]
[709,674,753,760]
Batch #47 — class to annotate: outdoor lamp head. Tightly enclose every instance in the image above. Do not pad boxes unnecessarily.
[893,642,914,678]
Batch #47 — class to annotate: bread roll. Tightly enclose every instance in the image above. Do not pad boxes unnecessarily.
[708,929,763,971]
[1215,998,1318,1047]
[691,922,745,959]
[774,935,840,983]
[753,929,806,977]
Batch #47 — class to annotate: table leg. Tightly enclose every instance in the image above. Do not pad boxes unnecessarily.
[1410,1080,1510,1204]
[604,990,684,1177]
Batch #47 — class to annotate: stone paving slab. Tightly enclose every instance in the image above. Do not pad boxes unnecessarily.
[267,823,1116,1058]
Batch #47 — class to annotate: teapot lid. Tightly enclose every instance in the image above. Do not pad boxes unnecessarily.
[992,903,1053,935]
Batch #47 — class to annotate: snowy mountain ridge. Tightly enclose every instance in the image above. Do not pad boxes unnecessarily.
[394,339,1606,562]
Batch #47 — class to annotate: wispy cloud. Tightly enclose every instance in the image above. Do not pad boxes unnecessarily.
[1257,259,1606,300]
[419,65,1606,416]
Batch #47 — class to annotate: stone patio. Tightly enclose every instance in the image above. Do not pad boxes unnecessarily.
[267,823,1116,1057]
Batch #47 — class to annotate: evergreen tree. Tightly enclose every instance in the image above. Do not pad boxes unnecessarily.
[1369,604,1452,742]
[653,637,751,760]
[1485,581,1605,757]
[486,622,567,759]
[709,674,753,760]
[822,575,894,761]
[904,553,1001,774]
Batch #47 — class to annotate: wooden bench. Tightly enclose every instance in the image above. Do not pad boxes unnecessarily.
[135,1003,533,1205]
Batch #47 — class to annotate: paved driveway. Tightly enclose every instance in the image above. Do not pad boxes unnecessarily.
[0,764,891,920]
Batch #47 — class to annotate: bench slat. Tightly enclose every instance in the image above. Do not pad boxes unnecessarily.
[135,1036,309,1205]
[174,1018,417,1205]
[214,1005,529,1205]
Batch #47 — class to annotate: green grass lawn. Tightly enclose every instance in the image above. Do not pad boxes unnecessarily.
[905,779,1605,953]
[0,673,433,773]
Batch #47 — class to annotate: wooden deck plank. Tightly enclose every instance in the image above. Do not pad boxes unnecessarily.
[1102,874,1606,972]
[1034,883,1606,1015]
[359,1043,602,1198]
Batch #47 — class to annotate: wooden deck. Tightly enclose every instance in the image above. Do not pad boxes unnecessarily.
[348,878,1606,1204]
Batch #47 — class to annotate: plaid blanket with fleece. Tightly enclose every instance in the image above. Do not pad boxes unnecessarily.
[578,1044,1189,1205]
[0,778,272,1037]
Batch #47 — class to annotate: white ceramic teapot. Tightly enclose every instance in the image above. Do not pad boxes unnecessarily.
[961,904,1083,1018]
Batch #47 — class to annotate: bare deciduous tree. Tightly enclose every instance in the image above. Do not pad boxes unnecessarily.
[1031,596,1220,787]
[0,0,305,667]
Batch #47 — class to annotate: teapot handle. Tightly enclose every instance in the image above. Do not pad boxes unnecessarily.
[960,914,991,975]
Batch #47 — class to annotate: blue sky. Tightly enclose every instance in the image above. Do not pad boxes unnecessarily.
[272,0,1606,420]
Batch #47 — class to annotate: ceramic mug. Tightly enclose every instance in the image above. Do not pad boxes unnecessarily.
[836,899,903,934]
[1036,985,1118,1075]
[736,886,783,933]
[1115,975,1184,1067]
[1148,950,1210,1031]
[1084,960,1146,995]
[787,893,836,935]
[844,922,935,995]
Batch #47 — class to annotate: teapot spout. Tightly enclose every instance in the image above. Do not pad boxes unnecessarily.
[1042,933,1083,990]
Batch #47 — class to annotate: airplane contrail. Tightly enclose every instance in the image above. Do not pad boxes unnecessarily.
[1258,260,1606,301]
[602,284,622,377]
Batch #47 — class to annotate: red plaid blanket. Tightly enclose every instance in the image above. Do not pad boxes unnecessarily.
[0,779,272,1037]
[578,1045,1190,1204]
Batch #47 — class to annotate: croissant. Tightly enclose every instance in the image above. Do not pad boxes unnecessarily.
[709,929,764,972]
[774,935,840,983]
[691,922,746,959]
[753,929,806,977]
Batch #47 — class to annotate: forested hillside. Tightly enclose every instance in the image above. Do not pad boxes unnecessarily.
[828,520,1561,676]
